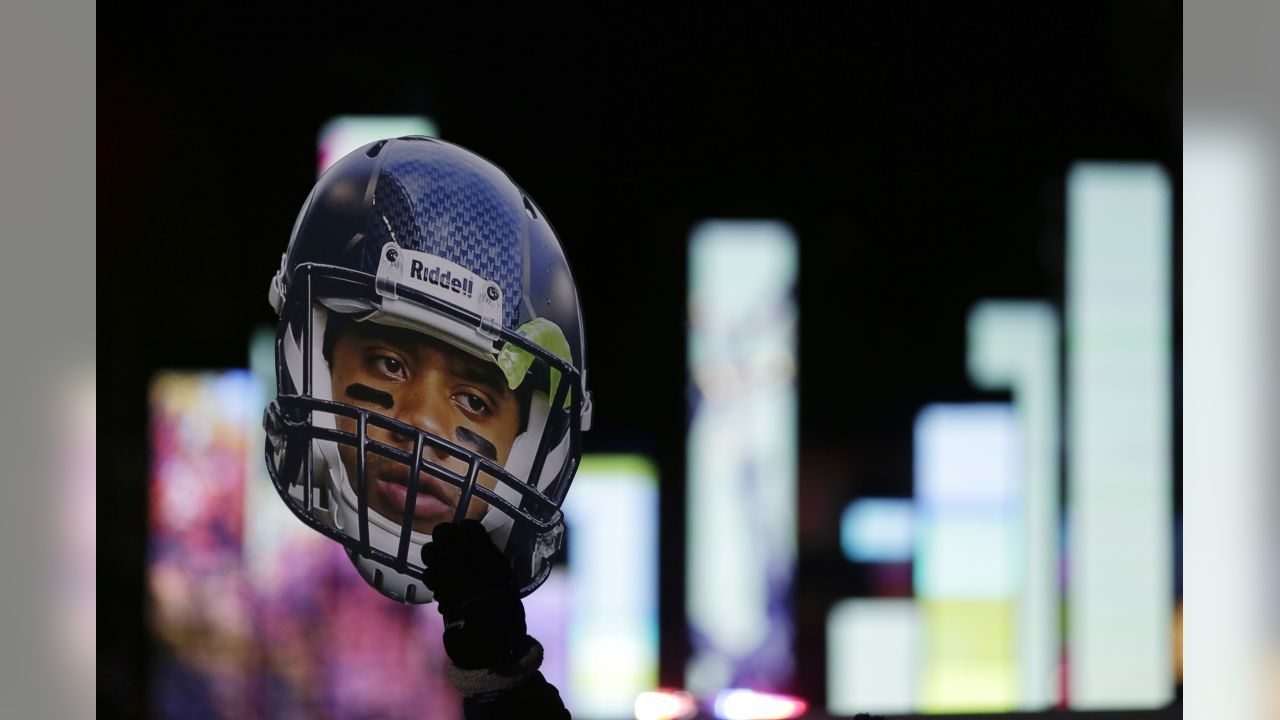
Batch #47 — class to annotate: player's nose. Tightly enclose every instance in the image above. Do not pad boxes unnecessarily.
[391,385,454,463]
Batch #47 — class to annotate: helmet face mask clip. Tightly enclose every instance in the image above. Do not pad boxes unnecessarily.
[264,137,589,604]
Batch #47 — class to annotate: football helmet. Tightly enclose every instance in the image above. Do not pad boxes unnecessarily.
[264,136,592,603]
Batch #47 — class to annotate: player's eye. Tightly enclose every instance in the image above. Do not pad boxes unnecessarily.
[371,354,406,379]
[452,391,491,417]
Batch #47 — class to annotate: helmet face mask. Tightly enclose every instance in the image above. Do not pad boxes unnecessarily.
[264,137,590,604]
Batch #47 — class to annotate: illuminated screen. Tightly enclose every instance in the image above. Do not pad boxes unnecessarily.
[966,300,1061,708]
[1066,163,1173,709]
[686,220,798,698]
[840,499,914,564]
[561,455,660,718]
[914,403,1020,713]
[827,599,919,715]
[823,162,1177,715]
[148,370,460,720]
[152,347,658,719]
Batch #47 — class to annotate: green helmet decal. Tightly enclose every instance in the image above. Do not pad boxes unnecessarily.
[495,317,574,408]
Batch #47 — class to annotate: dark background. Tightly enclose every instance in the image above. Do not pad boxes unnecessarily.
[100,3,1180,717]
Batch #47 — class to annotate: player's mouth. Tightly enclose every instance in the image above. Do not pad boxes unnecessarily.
[372,466,458,522]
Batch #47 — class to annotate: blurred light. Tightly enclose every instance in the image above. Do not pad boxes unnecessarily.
[914,404,1022,599]
[914,404,1020,511]
[686,220,798,696]
[317,115,438,175]
[562,454,660,719]
[913,404,1020,712]
[916,514,1018,599]
[151,369,460,719]
[919,601,1017,713]
[1066,162,1173,709]
[148,370,257,717]
[966,300,1060,708]
[634,689,698,720]
[839,498,914,563]
[826,598,918,716]
[1184,122,1277,719]
[712,689,807,720]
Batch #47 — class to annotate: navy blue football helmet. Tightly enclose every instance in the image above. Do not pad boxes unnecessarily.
[264,136,592,603]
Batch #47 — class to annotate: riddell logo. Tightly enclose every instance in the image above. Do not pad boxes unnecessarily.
[409,259,474,298]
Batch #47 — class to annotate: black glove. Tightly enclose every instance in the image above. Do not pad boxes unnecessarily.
[421,519,528,670]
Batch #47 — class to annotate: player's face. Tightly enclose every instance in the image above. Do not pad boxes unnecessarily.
[328,320,521,534]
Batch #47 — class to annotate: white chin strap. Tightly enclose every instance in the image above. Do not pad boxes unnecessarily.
[328,451,435,604]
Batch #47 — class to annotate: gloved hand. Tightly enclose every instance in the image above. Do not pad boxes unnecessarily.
[421,519,529,671]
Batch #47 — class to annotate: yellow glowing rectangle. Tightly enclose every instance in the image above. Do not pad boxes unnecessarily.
[919,601,1017,713]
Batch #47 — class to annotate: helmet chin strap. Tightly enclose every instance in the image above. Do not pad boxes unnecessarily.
[322,443,435,604]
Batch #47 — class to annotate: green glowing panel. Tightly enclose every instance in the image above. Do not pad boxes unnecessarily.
[564,454,660,719]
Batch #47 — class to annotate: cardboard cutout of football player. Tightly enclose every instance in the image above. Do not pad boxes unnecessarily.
[265,136,591,719]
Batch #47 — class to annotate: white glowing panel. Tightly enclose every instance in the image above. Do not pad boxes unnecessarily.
[913,403,1022,710]
[840,499,914,563]
[1066,163,1172,708]
[966,300,1060,708]
[913,404,1021,599]
[686,220,798,696]
[915,514,1019,599]
[317,115,439,175]
[1184,125,1274,720]
[914,404,1020,512]
[826,599,918,716]
[562,455,660,719]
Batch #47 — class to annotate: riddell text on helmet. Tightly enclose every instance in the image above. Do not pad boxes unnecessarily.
[409,259,475,299]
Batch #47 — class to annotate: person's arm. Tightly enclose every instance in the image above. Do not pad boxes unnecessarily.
[422,520,571,720]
